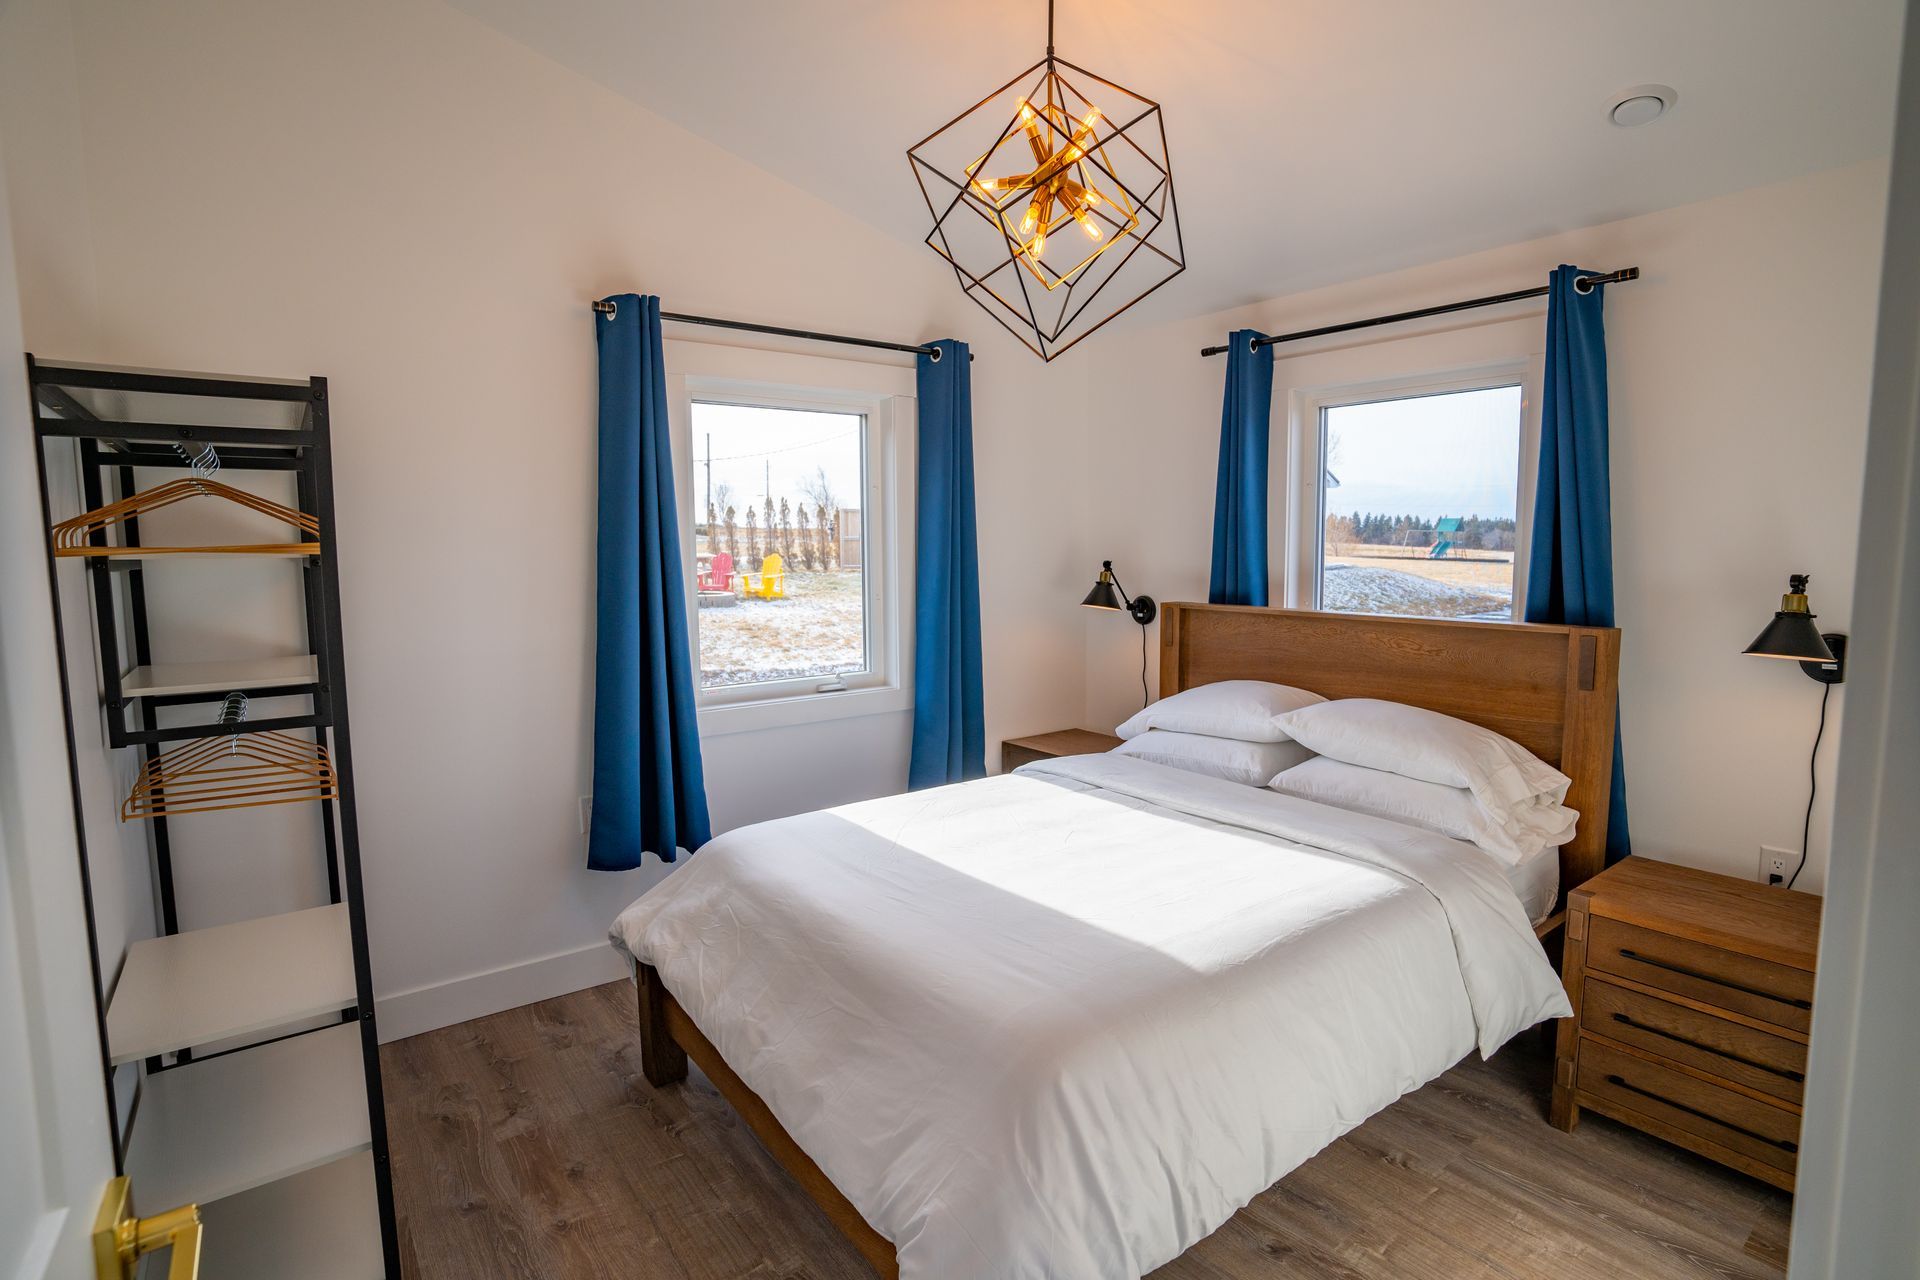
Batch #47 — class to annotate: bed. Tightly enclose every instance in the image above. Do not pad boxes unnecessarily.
[610,605,1620,1278]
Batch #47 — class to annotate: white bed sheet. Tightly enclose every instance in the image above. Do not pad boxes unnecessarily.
[610,754,1568,1279]
[1506,843,1562,926]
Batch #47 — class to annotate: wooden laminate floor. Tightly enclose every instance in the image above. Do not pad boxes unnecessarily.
[383,982,1792,1279]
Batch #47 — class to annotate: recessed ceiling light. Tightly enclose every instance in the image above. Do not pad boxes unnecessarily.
[1609,84,1677,127]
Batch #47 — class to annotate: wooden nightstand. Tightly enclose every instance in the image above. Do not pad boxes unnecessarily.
[1000,729,1123,773]
[1551,858,1820,1191]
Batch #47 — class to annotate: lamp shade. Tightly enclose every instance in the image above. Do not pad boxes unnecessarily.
[1744,612,1836,662]
[1081,572,1122,611]
[1744,574,1836,663]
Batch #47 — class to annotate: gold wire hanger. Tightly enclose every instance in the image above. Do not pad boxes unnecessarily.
[52,446,320,557]
[123,692,337,821]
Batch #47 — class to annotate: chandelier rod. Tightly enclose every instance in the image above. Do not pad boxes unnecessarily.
[1047,0,1055,56]
[1197,268,1641,357]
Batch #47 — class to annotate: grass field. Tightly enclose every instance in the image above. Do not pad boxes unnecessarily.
[697,569,865,687]
[1323,545,1514,620]
[695,545,1514,689]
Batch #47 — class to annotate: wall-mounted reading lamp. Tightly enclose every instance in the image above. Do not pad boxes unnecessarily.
[1743,573,1846,889]
[1082,560,1156,709]
[1743,574,1847,682]
[1080,560,1156,626]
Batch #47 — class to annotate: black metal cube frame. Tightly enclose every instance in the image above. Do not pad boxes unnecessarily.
[908,51,1187,362]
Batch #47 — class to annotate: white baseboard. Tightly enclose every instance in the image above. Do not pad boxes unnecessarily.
[374,941,630,1043]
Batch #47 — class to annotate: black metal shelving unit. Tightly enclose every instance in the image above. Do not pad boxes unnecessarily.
[28,356,398,1278]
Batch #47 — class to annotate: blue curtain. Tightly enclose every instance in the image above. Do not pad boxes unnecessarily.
[1209,329,1273,606]
[1525,265,1630,862]
[908,339,985,789]
[588,294,711,870]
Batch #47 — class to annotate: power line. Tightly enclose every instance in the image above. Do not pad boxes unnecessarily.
[704,428,859,464]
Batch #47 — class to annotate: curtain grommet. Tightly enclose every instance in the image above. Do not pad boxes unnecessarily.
[928,345,942,363]
[1573,275,1596,295]
[601,300,617,320]
[1248,335,1259,354]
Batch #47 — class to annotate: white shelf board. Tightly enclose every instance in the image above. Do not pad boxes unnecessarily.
[106,904,356,1065]
[127,1021,372,1208]
[121,655,319,698]
[197,1149,384,1280]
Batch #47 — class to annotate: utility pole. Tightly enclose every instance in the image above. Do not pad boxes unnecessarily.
[704,433,711,514]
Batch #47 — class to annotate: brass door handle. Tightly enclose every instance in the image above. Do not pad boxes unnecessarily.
[94,1176,202,1280]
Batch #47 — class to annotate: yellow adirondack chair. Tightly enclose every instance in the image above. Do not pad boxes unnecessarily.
[744,553,786,600]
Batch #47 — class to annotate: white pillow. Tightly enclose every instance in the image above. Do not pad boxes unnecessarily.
[1268,757,1576,866]
[1116,680,1326,743]
[1270,698,1572,824]
[1112,730,1316,787]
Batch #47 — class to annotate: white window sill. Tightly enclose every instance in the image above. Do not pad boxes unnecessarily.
[695,681,912,737]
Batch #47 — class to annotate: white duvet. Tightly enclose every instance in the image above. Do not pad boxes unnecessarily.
[609,754,1570,1278]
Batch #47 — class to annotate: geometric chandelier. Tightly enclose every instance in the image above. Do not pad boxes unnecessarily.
[908,0,1186,361]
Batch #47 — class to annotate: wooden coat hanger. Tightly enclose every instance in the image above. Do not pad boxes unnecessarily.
[123,693,337,821]
[52,474,321,557]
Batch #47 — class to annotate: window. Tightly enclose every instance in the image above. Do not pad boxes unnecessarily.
[1302,375,1532,621]
[669,359,911,729]
[691,399,871,692]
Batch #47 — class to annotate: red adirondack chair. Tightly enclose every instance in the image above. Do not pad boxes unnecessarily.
[698,551,734,593]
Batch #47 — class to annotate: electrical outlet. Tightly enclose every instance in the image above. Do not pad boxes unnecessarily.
[1760,844,1795,886]
[579,795,592,835]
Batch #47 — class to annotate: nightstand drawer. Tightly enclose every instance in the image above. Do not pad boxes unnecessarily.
[1577,1040,1801,1176]
[1583,978,1807,1105]
[1587,917,1815,1032]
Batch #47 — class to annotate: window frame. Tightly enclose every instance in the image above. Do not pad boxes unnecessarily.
[1284,359,1542,622]
[664,342,915,736]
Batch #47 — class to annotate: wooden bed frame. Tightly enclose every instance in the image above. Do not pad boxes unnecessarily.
[635,605,1620,1277]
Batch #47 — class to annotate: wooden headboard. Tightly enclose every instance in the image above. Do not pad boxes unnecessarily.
[1159,603,1620,896]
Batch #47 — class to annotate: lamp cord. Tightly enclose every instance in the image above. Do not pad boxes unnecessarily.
[1787,682,1831,890]
[1139,623,1149,710]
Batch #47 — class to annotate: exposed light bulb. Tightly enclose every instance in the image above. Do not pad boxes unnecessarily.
[1018,99,1035,122]
[1030,229,1046,258]
[1019,204,1039,236]
[1076,210,1103,241]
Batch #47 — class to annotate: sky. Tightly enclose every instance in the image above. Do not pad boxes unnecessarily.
[1323,384,1524,522]
[690,401,863,521]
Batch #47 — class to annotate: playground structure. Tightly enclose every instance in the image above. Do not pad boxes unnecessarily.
[1427,516,1462,559]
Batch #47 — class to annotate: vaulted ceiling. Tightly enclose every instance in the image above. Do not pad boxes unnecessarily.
[451,0,1903,320]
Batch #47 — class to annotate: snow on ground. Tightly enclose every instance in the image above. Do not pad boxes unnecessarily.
[698,570,865,686]
[698,564,1508,689]
[1322,564,1511,621]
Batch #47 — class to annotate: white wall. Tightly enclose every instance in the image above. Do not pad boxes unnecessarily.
[0,127,122,1280]
[0,0,155,1019]
[1081,162,1888,891]
[0,0,1888,1048]
[1792,3,1919,1272]
[0,0,1092,1040]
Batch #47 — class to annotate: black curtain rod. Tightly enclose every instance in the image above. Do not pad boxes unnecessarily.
[1199,267,1640,357]
[592,300,968,362]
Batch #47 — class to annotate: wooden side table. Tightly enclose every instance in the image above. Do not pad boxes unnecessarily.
[1552,857,1820,1191]
[1000,729,1124,773]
